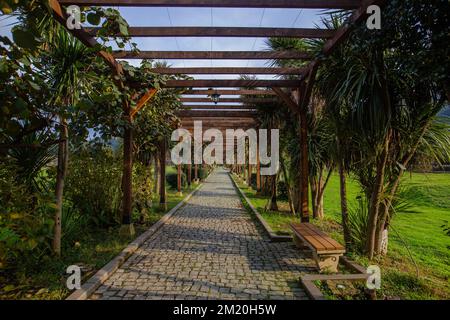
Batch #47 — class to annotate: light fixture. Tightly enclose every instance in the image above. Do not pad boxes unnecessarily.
[208,88,221,105]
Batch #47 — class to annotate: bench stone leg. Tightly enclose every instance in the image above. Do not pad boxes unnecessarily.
[313,253,342,273]
[292,233,310,250]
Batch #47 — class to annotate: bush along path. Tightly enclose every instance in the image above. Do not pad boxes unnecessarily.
[88,168,315,300]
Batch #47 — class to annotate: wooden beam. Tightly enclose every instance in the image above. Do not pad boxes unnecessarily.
[307,0,386,73]
[131,88,158,119]
[159,139,167,209]
[89,27,335,39]
[182,105,255,110]
[114,51,312,60]
[272,87,299,115]
[184,89,276,96]
[180,98,275,103]
[59,0,361,9]
[181,121,256,127]
[152,67,306,75]
[163,79,301,88]
[49,0,123,74]
[177,110,257,118]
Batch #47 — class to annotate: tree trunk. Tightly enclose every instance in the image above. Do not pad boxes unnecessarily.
[338,160,351,249]
[53,117,68,256]
[268,174,279,211]
[299,110,310,223]
[280,156,295,215]
[365,132,390,259]
[121,122,133,226]
[159,139,167,209]
[153,153,160,194]
[374,121,431,255]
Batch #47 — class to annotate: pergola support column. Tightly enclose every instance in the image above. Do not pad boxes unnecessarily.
[159,139,167,210]
[194,163,199,183]
[256,142,261,194]
[120,113,135,237]
[177,164,183,196]
[188,163,192,186]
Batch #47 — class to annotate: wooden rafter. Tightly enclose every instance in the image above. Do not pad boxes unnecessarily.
[59,0,360,10]
[113,51,312,60]
[183,89,276,96]
[306,0,387,73]
[180,98,275,103]
[152,67,306,75]
[131,88,158,119]
[88,27,335,39]
[163,79,301,88]
[177,110,257,118]
[182,105,255,110]
[272,87,299,115]
[49,0,123,75]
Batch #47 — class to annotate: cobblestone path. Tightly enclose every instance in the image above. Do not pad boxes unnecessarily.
[91,168,315,300]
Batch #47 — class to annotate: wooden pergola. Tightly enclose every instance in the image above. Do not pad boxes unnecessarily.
[50,0,383,231]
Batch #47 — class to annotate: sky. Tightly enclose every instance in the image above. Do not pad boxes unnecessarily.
[0,6,329,99]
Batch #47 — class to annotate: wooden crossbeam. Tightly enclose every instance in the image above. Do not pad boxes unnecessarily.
[114,51,312,60]
[152,67,305,75]
[59,0,360,9]
[180,98,275,103]
[131,88,158,118]
[88,27,335,39]
[164,79,301,88]
[183,89,276,96]
[182,106,255,110]
[272,87,299,114]
[181,119,256,124]
[49,0,123,75]
[177,110,257,118]
[307,0,386,73]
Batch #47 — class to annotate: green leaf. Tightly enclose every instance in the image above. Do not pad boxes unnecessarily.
[28,81,41,91]
[13,98,27,114]
[87,12,101,26]
[12,29,38,50]
[119,23,129,36]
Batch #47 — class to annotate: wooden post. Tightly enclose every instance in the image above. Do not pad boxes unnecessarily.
[120,113,135,236]
[177,164,183,196]
[247,163,252,187]
[256,141,261,194]
[159,139,167,210]
[299,107,309,223]
[188,163,192,186]
[298,66,317,223]
[194,163,198,183]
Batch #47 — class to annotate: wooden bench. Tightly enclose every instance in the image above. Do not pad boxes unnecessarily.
[290,223,345,273]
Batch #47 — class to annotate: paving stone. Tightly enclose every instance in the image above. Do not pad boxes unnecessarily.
[91,169,313,300]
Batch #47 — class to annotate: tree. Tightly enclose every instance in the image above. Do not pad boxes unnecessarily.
[315,1,450,258]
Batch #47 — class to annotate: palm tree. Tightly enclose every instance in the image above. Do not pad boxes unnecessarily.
[40,28,95,256]
[315,12,450,258]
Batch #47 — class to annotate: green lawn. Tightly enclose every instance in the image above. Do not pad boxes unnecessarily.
[232,172,450,300]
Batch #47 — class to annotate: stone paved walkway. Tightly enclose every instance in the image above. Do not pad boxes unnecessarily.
[91,168,315,300]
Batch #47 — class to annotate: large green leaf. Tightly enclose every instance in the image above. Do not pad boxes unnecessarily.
[12,29,38,50]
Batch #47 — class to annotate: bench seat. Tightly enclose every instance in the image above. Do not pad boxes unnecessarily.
[290,223,345,273]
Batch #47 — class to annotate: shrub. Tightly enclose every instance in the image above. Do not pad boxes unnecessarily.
[347,194,369,254]
[166,169,187,189]
[133,163,154,220]
[65,144,122,228]
[0,161,53,270]
[277,180,289,200]
[61,202,88,247]
[198,167,209,180]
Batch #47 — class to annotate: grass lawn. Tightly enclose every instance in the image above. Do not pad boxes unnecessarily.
[0,169,198,300]
[232,172,450,300]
